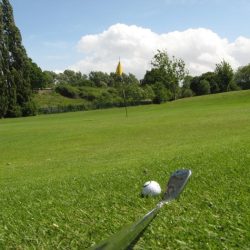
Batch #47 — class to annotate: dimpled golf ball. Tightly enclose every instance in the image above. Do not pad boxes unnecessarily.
[142,181,161,197]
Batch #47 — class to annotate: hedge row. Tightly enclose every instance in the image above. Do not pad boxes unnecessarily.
[37,100,153,115]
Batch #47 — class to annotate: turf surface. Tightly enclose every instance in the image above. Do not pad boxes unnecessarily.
[1,90,250,249]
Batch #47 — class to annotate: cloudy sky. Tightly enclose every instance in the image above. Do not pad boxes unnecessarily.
[11,0,250,79]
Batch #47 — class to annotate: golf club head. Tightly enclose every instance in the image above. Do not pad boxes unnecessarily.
[163,169,192,202]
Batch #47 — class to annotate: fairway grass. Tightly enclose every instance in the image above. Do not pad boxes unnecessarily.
[1,91,250,249]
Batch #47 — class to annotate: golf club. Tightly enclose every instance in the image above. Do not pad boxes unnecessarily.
[89,169,192,250]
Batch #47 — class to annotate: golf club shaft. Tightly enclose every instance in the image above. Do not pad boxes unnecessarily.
[90,169,191,250]
[90,203,164,250]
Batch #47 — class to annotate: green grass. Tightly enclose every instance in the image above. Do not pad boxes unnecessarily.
[1,90,250,249]
[33,91,88,108]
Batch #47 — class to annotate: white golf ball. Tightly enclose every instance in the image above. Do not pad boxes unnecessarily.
[141,181,161,197]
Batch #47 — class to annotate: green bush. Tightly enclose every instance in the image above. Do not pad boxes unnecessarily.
[6,105,22,118]
[181,88,194,98]
[22,100,37,116]
[55,84,79,98]
[227,81,241,91]
[94,92,123,108]
[38,104,88,114]
[152,82,171,104]
[79,89,96,101]
[125,83,144,104]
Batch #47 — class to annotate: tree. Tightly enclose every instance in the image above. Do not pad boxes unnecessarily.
[0,5,8,117]
[89,71,110,87]
[125,83,144,104]
[28,59,46,89]
[214,60,234,92]
[200,72,219,94]
[53,70,89,87]
[43,70,57,87]
[152,82,171,103]
[143,50,188,100]
[180,75,194,98]
[55,84,79,98]
[142,85,155,101]
[199,79,211,95]
[190,77,210,95]
[0,0,33,117]
[142,68,166,86]
[234,64,250,90]
[122,73,140,85]
[108,72,119,87]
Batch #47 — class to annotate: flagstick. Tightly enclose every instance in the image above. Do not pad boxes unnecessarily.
[121,76,128,117]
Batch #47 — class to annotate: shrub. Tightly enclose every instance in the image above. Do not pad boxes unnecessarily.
[152,82,171,104]
[6,105,22,118]
[22,100,37,116]
[79,89,96,101]
[55,84,79,98]
[94,92,122,108]
[181,88,194,98]
[37,104,88,114]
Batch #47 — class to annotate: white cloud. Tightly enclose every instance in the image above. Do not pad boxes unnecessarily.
[70,23,250,79]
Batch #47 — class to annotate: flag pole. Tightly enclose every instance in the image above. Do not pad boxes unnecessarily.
[121,77,128,117]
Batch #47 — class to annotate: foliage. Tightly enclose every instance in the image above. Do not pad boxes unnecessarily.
[142,68,166,86]
[5,104,22,117]
[122,73,140,86]
[51,71,154,112]
[33,91,89,115]
[227,80,241,91]
[43,70,57,86]
[190,77,211,96]
[199,79,211,94]
[21,100,37,116]
[1,0,249,118]
[32,58,250,114]
[234,64,250,90]
[56,70,89,87]
[0,0,33,117]
[180,75,194,98]
[106,72,119,87]
[34,91,86,107]
[94,92,122,108]
[89,71,110,87]
[200,72,219,94]
[152,81,171,103]
[28,59,47,89]
[0,6,8,117]
[142,84,155,101]
[38,104,87,114]
[124,83,144,104]
[142,50,188,101]
[55,84,79,98]
[214,60,234,92]
[151,50,188,99]
[78,87,97,101]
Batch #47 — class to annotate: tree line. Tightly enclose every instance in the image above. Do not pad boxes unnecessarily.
[40,52,250,107]
[1,0,250,118]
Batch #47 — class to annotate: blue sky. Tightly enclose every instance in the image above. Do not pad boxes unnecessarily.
[10,0,250,77]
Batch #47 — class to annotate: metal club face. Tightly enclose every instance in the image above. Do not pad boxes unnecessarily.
[163,169,192,202]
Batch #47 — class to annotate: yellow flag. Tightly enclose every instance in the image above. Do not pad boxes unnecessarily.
[116,61,123,76]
